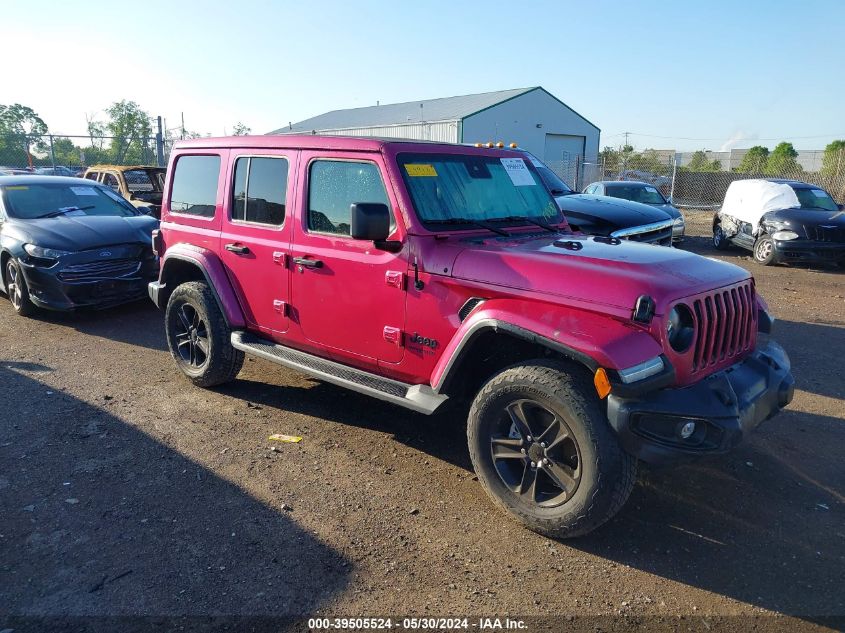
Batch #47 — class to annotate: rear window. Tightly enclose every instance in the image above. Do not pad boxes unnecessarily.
[123,169,163,193]
[232,157,288,226]
[170,155,220,217]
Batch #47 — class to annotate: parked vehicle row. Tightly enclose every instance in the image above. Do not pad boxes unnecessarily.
[83,164,166,218]
[145,135,793,538]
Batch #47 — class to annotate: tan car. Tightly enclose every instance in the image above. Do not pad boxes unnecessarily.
[83,165,166,217]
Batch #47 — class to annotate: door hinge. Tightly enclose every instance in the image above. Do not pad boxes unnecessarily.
[385,270,405,289]
[273,300,288,316]
[383,326,403,346]
[272,251,288,267]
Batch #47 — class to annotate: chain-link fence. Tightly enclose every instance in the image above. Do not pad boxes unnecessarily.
[549,150,845,207]
[0,133,167,174]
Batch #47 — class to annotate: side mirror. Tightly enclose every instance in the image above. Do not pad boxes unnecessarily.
[350,202,390,241]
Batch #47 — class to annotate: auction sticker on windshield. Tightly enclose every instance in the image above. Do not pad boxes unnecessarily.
[70,187,99,196]
[500,158,535,186]
[405,164,438,177]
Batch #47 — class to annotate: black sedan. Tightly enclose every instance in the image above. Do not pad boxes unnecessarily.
[583,180,685,242]
[0,176,159,316]
[713,179,845,267]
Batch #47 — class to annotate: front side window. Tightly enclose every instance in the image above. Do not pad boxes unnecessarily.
[1,183,138,219]
[606,184,667,205]
[308,160,389,236]
[232,157,288,226]
[397,153,559,226]
[170,155,221,217]
[793,187,838,212]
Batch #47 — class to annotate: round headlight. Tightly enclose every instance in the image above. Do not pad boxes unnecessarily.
[667,304,695,353]
[772,230,799,241]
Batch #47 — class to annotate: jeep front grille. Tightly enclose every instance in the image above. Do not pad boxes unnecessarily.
[691,281,756,373]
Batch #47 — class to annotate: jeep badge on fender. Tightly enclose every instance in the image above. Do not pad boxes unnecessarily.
[149,135,794,539]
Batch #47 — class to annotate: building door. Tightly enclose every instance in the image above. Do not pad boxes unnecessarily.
[544,134,586,188]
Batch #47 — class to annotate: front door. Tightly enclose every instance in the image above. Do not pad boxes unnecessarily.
[220,153,294,335]
[290,153,407,364]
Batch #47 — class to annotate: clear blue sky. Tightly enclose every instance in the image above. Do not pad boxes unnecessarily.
[4,0,844,152]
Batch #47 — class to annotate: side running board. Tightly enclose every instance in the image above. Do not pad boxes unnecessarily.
[231,331,448,415]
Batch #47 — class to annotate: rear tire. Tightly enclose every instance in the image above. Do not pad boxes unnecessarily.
[165,281,244,387]
[753,235,776,266]
[467,360,636,538]
[5,258,36,317]
[712,224,730,251]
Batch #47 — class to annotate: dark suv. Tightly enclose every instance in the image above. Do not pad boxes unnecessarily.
[149,135,794,538]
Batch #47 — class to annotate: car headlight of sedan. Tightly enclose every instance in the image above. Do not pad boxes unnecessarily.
[771,230,799,241]
[23,243,73,260]
[673,217,685,227]
[667,304,695,353]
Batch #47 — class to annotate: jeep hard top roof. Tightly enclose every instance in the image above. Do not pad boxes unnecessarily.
[87,164,165,172]
[172,134,499,153]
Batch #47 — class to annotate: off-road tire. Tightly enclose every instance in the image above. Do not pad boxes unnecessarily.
[165,281,244,387]
[712,224,730,251]
[4,258,36,317]
[753,234,776,266]
[467,360,636,538]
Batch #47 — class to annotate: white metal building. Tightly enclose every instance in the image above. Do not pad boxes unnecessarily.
[269,87,600,167]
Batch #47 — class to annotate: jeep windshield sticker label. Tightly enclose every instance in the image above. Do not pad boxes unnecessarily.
[71,186,98,196]
[500,158,535,186]
[810,189,828,197]
[405,164,438,177]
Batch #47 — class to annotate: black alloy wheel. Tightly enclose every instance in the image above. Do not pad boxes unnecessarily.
[490,398,581,507]
[173,302,209,368]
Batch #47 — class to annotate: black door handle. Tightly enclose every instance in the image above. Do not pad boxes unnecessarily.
[225,243,250,255]
[293,256,323,269]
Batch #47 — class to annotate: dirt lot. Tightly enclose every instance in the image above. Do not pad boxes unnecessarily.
[1,211,843,632]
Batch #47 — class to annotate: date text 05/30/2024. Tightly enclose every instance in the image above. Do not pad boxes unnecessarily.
[307,617,527,630]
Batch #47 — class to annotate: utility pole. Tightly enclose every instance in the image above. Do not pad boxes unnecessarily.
[181,112,186,140]
[155,116,165,167]
[624,131,630,147]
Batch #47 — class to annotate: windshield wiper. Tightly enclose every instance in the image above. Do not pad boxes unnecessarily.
[37,205,95,219]
[492,215,561,233]
[436,217,511,237]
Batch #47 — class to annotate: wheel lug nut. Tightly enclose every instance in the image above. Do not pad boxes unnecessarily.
[520,448,526,454]
[540,442,546,449]
[530,461,536,468]
[526,436,533,442]
[543,458,549,465]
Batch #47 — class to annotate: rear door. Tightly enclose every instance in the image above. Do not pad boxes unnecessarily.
[220,153,295,335]
[290,152,407,365]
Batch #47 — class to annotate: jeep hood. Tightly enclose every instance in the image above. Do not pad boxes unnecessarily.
[9,215,158,251]
[450,234,749,313]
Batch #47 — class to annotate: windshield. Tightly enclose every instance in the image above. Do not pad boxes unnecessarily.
[606,184,667,205]
[123,169,164,193]
[397,153,560,226]
[1,183,138,219]
[793,187,838,212]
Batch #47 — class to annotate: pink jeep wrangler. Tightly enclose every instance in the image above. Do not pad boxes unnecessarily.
[149,136,794,537]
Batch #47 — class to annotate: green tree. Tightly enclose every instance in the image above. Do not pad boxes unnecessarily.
[232,122,251,136]
[105,100,153,164]
[821,140,845,177]
[764,142,800,175]
[736,146,769,173]
[0,103,49,166]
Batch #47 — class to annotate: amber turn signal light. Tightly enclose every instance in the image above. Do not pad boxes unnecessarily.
[594,368,612,399]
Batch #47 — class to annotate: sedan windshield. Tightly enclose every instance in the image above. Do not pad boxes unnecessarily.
[793,187,838,212]
[397,153,560,227]
[606,184,667,205]
[2,183,138,219]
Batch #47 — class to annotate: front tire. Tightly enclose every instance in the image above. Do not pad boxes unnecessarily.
[5,258,36,317]
[165,281,244,387]
[753,235,776,266]
[467,360,636,538]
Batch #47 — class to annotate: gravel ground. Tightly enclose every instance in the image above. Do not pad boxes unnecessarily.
[0,211,843,632]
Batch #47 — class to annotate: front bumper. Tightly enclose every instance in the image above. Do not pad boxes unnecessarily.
[20,260,157,311]
[773,239,845,264]
[606,340,794,465]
